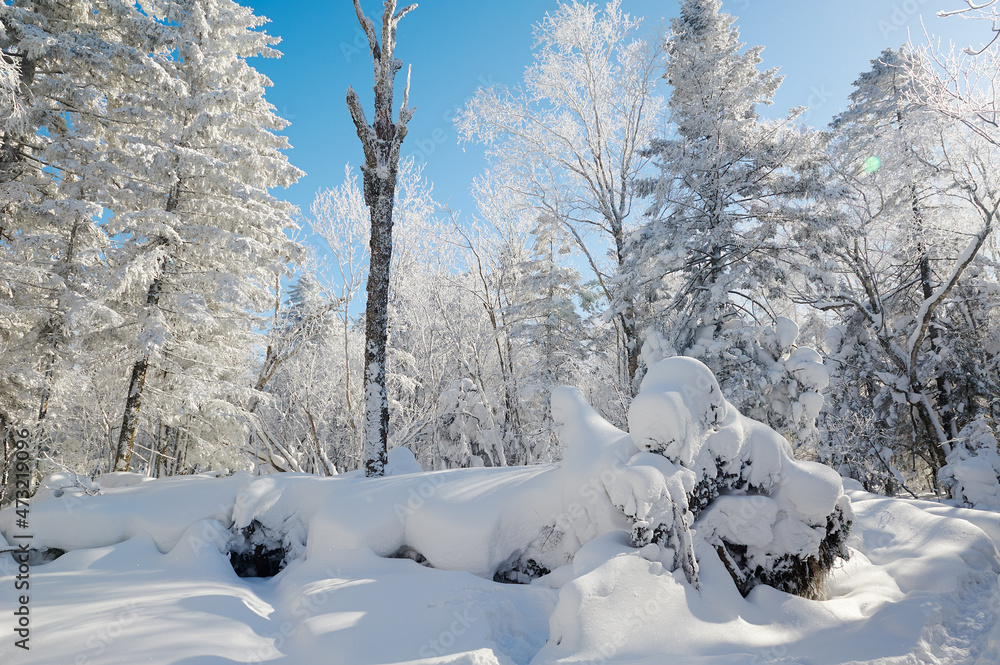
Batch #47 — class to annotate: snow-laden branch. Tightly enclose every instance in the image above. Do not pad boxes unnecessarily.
[936,1,1000,54]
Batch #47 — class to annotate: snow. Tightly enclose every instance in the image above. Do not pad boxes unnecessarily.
[698,495,779,549]
[535,489,1000,665]
[775,315,799,350]
[941,419,1000,510]
[2,358,1000,664]
[387,445,424,475]
[771,458,845,525]
[5,483,1000,664]
[627,356,724,466]
[6,470,254,553]
[785,346,831,391]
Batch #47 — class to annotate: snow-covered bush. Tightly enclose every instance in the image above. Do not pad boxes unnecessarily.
[939,418,1000,510]
[432,378,506,469]
[225,357,852,597]
[612,357,852,597]
[641,317,830,450]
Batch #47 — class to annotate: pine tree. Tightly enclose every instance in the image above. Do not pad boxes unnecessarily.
[107,0,302,471]
[627,0,822,443]
[510,215,588,460]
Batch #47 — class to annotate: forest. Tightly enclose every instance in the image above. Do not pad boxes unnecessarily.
[0,0,999,511]
[4,2,1000,664]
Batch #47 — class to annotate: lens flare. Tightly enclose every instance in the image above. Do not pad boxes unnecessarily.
[863,156,881,174]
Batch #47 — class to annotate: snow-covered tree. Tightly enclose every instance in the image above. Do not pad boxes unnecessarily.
[506,214,590,459]
[0,19,21,127]
[249,163,375,475]
[939,417,1000,509]
[255,160,481,475]
[624,0,824,444]
[797,47,1000,490]
[909,33,1000,149]
[100,0,301,472]
[457,0,665,393]
[0,0,176,484]
[938,0,1000,53]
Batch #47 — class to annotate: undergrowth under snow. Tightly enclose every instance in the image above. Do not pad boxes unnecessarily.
[1,358,998,664]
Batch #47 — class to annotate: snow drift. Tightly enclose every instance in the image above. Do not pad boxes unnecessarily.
[6,359,1000,665]
[3,358,850,598]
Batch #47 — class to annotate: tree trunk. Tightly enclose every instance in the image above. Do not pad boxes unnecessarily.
[0,412,11,506]
[612,221,641,393]
[114,170,178,473]
[346,0,416,477]
[913,188,956,443]
[361,185,394,476]
[114,276,162,471]
[620,309,640,393]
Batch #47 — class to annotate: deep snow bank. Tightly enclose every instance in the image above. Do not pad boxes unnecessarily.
[1,358,851,597]
[1,487,998,664]
[2,359,1000,665]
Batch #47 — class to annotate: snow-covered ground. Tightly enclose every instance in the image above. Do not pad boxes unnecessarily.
[2,358,999,665]
[2,477,1000,665]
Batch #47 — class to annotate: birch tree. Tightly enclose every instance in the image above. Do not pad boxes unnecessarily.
[456,0,664,394]
[345,0,416,477]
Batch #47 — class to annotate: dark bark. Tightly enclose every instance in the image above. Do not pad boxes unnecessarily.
[0,412,10,506]
[611,220,641,393]
[912,187,957,444]
[362,184,394,476]
[346,0,416,477]
[113,168,179,472]
[113,276,162,471]
[620,310,640,393]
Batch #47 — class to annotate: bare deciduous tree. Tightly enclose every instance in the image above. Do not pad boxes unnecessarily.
[457,0,664,394]
[346,0,416,477]
[938,0,999,53]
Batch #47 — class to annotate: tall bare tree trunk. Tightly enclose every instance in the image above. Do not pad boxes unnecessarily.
[345,0,416,477]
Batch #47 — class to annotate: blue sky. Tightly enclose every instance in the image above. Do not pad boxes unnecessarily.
[246,0,985,226]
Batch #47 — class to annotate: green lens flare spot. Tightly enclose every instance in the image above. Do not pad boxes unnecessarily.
[863,156,882,174]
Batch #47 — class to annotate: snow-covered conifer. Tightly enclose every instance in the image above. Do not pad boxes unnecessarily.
[105,0,302,472]
[0,0,175,482]
[626,0,823,444]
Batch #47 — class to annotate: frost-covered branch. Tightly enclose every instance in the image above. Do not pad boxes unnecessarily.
[456,1,664,391]
[937,0,1000,53]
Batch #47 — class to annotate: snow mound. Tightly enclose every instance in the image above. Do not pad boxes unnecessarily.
[619,357,852,595]
[533,489,1000,665]
[2,489,997,664]
[5,357,1000,664]
[940,417,1000,510]
[0,471,253,553]
[0,359,849,600]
